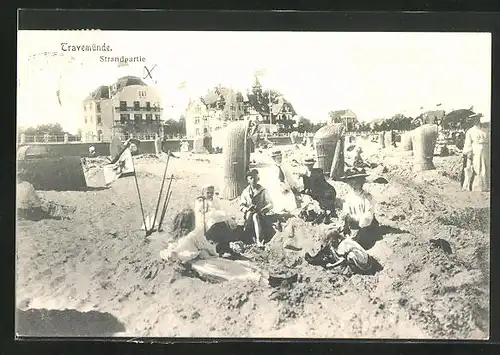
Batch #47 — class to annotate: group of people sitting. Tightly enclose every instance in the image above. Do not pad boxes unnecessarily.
[161,148,380,274]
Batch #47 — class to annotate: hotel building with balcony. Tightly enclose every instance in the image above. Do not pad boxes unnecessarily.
[81,76,164,142]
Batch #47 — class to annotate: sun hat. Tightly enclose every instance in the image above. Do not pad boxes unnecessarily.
[271,150,282,157]
[338,168,369,181]
[303,157,316,165]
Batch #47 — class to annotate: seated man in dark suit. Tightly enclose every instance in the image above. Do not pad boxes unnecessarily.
[299,158,337,218]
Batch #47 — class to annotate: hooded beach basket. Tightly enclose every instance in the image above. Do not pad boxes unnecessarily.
[193,136,206,154]
[401,132,413,151]
[222,120,253,200]
[313,123,345,179]
[378,132,385,148]
[411,124,438,172]
[384,130,394,148]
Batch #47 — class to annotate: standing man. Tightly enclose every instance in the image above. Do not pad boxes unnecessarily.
[462,113,490,192]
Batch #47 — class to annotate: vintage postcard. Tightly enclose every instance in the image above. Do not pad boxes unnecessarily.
[16,30,491,339]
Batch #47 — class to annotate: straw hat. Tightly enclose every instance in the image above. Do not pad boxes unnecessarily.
[338,168,369,181]
[271,150,282,157]
[468,112,483,121]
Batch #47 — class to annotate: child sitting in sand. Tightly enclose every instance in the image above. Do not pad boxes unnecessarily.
[240,169,274,247]
[194,184,236,231]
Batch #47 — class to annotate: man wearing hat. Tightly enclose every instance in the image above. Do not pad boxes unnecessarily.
[240,169,274,247]
[269,150,298,213]
[462,112,490,192]
[299,157,337,217]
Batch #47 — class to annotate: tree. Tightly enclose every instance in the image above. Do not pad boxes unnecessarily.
[178,115,186,136]
[163,116,187,136]
[296,116,313,133]
[19,123,66,136]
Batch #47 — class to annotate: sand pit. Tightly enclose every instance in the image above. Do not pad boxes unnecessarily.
[16,139,490,339]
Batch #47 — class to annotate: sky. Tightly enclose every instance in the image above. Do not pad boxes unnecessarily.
[17,31,491,134]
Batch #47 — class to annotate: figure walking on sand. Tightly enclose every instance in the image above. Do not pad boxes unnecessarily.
[240,169,274,247]
[462,112,490,192]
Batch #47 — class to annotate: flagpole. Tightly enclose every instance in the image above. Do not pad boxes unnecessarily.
[158,172,175,230]
[149,153,171,235]
[129,154,148,237]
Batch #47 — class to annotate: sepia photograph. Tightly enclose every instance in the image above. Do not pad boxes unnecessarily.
[16,30,490,339]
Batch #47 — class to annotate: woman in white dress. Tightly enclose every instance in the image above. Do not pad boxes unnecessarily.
[267,150,299,213]
[462,113,490,192]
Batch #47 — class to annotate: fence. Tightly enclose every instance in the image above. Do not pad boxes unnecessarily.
[17,132,305,144]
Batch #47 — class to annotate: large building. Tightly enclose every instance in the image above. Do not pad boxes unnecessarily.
[185,86,246,137]
[185,77,297,137]
[81,76,164,142]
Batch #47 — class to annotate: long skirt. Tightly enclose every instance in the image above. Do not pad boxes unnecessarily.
[471,143,490,192]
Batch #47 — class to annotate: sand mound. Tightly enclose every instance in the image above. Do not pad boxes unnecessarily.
[16,139,489,339]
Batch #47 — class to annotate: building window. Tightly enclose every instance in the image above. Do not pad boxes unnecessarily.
[134,114,142,121]
[96,102,101,113]
[155,114,160,121]
[97,115,102,125]
[146,114,153,121]
[146,102,151,110]
[84,117,87,124]
[120,114,129,124]
[133,101,140,110]
[138,91,147,98]
[120,101,127,110]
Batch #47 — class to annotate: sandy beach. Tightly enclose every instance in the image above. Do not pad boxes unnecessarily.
[15,137,490,339]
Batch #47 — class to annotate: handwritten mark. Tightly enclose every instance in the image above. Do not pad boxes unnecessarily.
[143,65,156,80]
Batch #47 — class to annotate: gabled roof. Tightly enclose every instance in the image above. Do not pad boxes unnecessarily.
[86,85,110,100]
[271,97,296,116]
[85,76,147,100]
